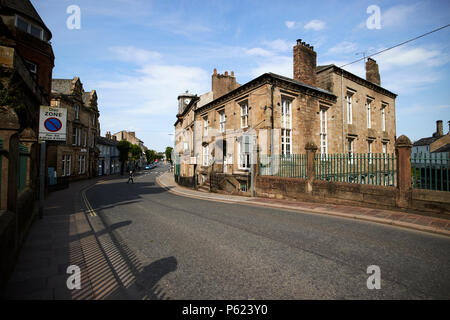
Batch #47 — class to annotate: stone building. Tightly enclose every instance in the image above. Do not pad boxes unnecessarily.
[316,57,397,156]
[0,0,54,288]
[412,120,450,167]
[174,39,398,194]
[48,77,100,182]
[97,132,120,176]
[112,130,147,168]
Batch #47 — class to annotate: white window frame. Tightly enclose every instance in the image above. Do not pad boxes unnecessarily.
[346,92,353,125]
[62,154,72,177]
[62,155,67,177]
[368,140,373,164]
[219,110,226,133]
[348,138,354,164]
[320,108,328,158]
[24,60,38,75]
[238,135,251,170]
[72,127,77,146]
[366,98,372,129]
[78,155,86,174]
[202,144,209,166]
[382,142,387,158]
[281,97,292,156]
[240,101,249,129]
[203,116,209,137]
[381,104,387,132]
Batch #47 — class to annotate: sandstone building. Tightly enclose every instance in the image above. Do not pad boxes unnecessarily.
[48,77,100,182]
[0,0,54,288]
[174,39,398,194]
[112,130,147,168]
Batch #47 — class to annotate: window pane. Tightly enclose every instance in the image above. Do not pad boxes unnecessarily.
[17,17,29,32]
[30,24,42,38]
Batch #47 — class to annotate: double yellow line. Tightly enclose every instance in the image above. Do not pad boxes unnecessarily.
[82,188,97,217]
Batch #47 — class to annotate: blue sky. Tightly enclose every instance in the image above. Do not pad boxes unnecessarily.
[32,0,450,152]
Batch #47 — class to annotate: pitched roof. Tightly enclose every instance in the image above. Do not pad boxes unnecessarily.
[267,72,334,96]
[195,72,336,114]
[96,136,118,147]
[82,92,91,106]
[0,0,52,39]
[51,79,73,95]
[316,64,397,98]
[432,144,450,153]
[413,136,438,147]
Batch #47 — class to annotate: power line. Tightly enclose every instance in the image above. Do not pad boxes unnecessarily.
[339,24,450,68]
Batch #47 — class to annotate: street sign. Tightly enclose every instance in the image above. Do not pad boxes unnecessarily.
[39,106,67,141]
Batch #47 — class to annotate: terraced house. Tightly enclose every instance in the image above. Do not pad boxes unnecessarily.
[48,77,100,183]
[174,39,397,194]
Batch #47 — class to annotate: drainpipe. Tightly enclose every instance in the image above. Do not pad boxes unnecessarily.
[271,80,274,154]
[341,69,345,153]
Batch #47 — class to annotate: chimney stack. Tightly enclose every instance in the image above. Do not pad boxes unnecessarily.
[293,39,317,87]
[366,58,381,86]
[433,120,443,138]
[212,69,239,99]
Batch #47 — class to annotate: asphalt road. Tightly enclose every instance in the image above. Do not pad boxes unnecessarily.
[86,164,450,299]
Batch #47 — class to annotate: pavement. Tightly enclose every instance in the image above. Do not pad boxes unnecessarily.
[1,173,147,300]
[156,172,450,238]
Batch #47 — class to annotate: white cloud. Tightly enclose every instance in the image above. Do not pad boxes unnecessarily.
[263,39,294,52]
[245,47,274,57]
[285,21,298,29]
[96,64,209,115]
[376,46,448,70]
[250,56,292,78]
[327,41,359,55]
[304,19,326,31]
[382,4,419,28]
[109,46,162,64]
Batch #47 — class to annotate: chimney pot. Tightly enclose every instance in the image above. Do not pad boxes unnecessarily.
[297,39,302,45]
[225,71,228,76]
[231,71,234,77]
[213,68,217,75]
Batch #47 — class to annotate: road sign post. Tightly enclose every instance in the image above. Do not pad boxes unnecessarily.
[38,106,67,218]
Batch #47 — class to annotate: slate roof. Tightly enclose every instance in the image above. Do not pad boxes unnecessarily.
[267,72,334,96]
[96,136,118,147]
[316,64,397,98]
[51,79,73,95]
[82,92,91,106]
[413,136,439,147]
[0,0,51,39]
[432,144,450,153]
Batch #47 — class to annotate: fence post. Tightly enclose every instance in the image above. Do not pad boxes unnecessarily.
[395,135,412,208]
[305,142,318,194]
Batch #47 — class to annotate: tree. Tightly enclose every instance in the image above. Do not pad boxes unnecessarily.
[117,140,132,175]
[165,146,173,164]
[145,149,157,163]
[130,144,142,161]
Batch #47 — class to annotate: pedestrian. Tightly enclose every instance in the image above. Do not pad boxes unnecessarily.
[127,170,134,184]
